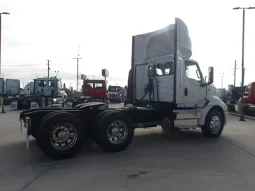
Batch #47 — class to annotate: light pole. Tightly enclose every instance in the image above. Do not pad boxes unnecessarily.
[220,73,224,88]
[0,12,10,78]
[54,70,59,78]
[233,7,255,121]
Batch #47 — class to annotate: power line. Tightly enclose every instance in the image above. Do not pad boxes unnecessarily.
[2,64,63,66]
[2,70,39,72]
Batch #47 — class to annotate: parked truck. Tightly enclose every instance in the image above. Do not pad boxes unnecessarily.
[64,78,109,108]
[19,18,228,159]
[243,82,255,104]
[108,85,124,103]
[16,77,66,109]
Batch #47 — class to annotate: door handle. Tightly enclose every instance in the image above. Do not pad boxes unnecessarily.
[184,88,188,96]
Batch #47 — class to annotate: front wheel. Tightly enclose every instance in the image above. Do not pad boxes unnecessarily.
[201,110,224,138]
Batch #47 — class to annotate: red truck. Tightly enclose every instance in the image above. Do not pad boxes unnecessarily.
[243,82,255,104]
[82,79,109,105]
[108,85,124,103]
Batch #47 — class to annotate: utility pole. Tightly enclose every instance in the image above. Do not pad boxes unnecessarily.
[0,12,10,78]
[46,60,51,78]
[232,60,239,87]
[73,57,82,91]
[233,7,255,121]
[234,60,236,87]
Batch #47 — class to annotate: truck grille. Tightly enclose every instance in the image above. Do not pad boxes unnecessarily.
[109,93,117,99]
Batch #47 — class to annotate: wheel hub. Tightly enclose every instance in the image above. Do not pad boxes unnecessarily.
[57,131,69,142]
[107,120,128,144]
[210,116,221,133]
[111,127,120,136]
[50,123,77,150]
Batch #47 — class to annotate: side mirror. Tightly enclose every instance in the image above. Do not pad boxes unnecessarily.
[208,67,214,85]
[204,76,207,82]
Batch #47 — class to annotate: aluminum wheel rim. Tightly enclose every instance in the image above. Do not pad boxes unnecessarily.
[107,120,128,144]
[50,123,78,150]
[210,116,221,133]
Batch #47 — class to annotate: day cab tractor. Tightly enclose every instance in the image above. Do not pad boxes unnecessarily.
[16,77,66,109]
[19,18,228,160]
[108,85,124,103]
[82,79,109,105]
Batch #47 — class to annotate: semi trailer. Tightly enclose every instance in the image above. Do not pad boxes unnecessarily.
[19,18,228,159]
[0,78,20,96]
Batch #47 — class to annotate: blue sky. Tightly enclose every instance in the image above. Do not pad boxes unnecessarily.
[1,0,255,89]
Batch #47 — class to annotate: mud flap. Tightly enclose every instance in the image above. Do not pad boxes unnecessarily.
[26,134,30,149]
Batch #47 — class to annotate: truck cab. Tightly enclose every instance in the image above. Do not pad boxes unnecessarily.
[82,80,108,102]
[128,17,228,128]
[34,77,61,97]
[108,85,124,103]
[243,82,255,104]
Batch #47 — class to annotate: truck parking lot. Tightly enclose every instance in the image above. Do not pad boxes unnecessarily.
[0,103,255,191]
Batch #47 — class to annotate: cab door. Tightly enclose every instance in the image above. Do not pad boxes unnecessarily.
[182,60,206,107]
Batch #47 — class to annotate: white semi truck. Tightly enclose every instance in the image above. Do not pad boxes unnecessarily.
[20,18,228,159]
[17,77,67,109]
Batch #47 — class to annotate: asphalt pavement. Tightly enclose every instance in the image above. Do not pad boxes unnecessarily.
[0,104,255,191]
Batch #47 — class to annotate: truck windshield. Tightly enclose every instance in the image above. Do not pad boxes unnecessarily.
[85,83,93,89]
[109,87,121,92]
[48,80,55,87]
[38,80,46,87]
[95,82,103,88]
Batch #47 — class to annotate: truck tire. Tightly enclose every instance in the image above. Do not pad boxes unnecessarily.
[33,111,62,139]
[37,112,87,159]
[93,111,134,152]
[92,110,118,144]
[201,110,224,138]
[160,118,180,134]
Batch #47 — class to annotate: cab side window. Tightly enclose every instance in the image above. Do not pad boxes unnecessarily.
[155,62,174,76]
